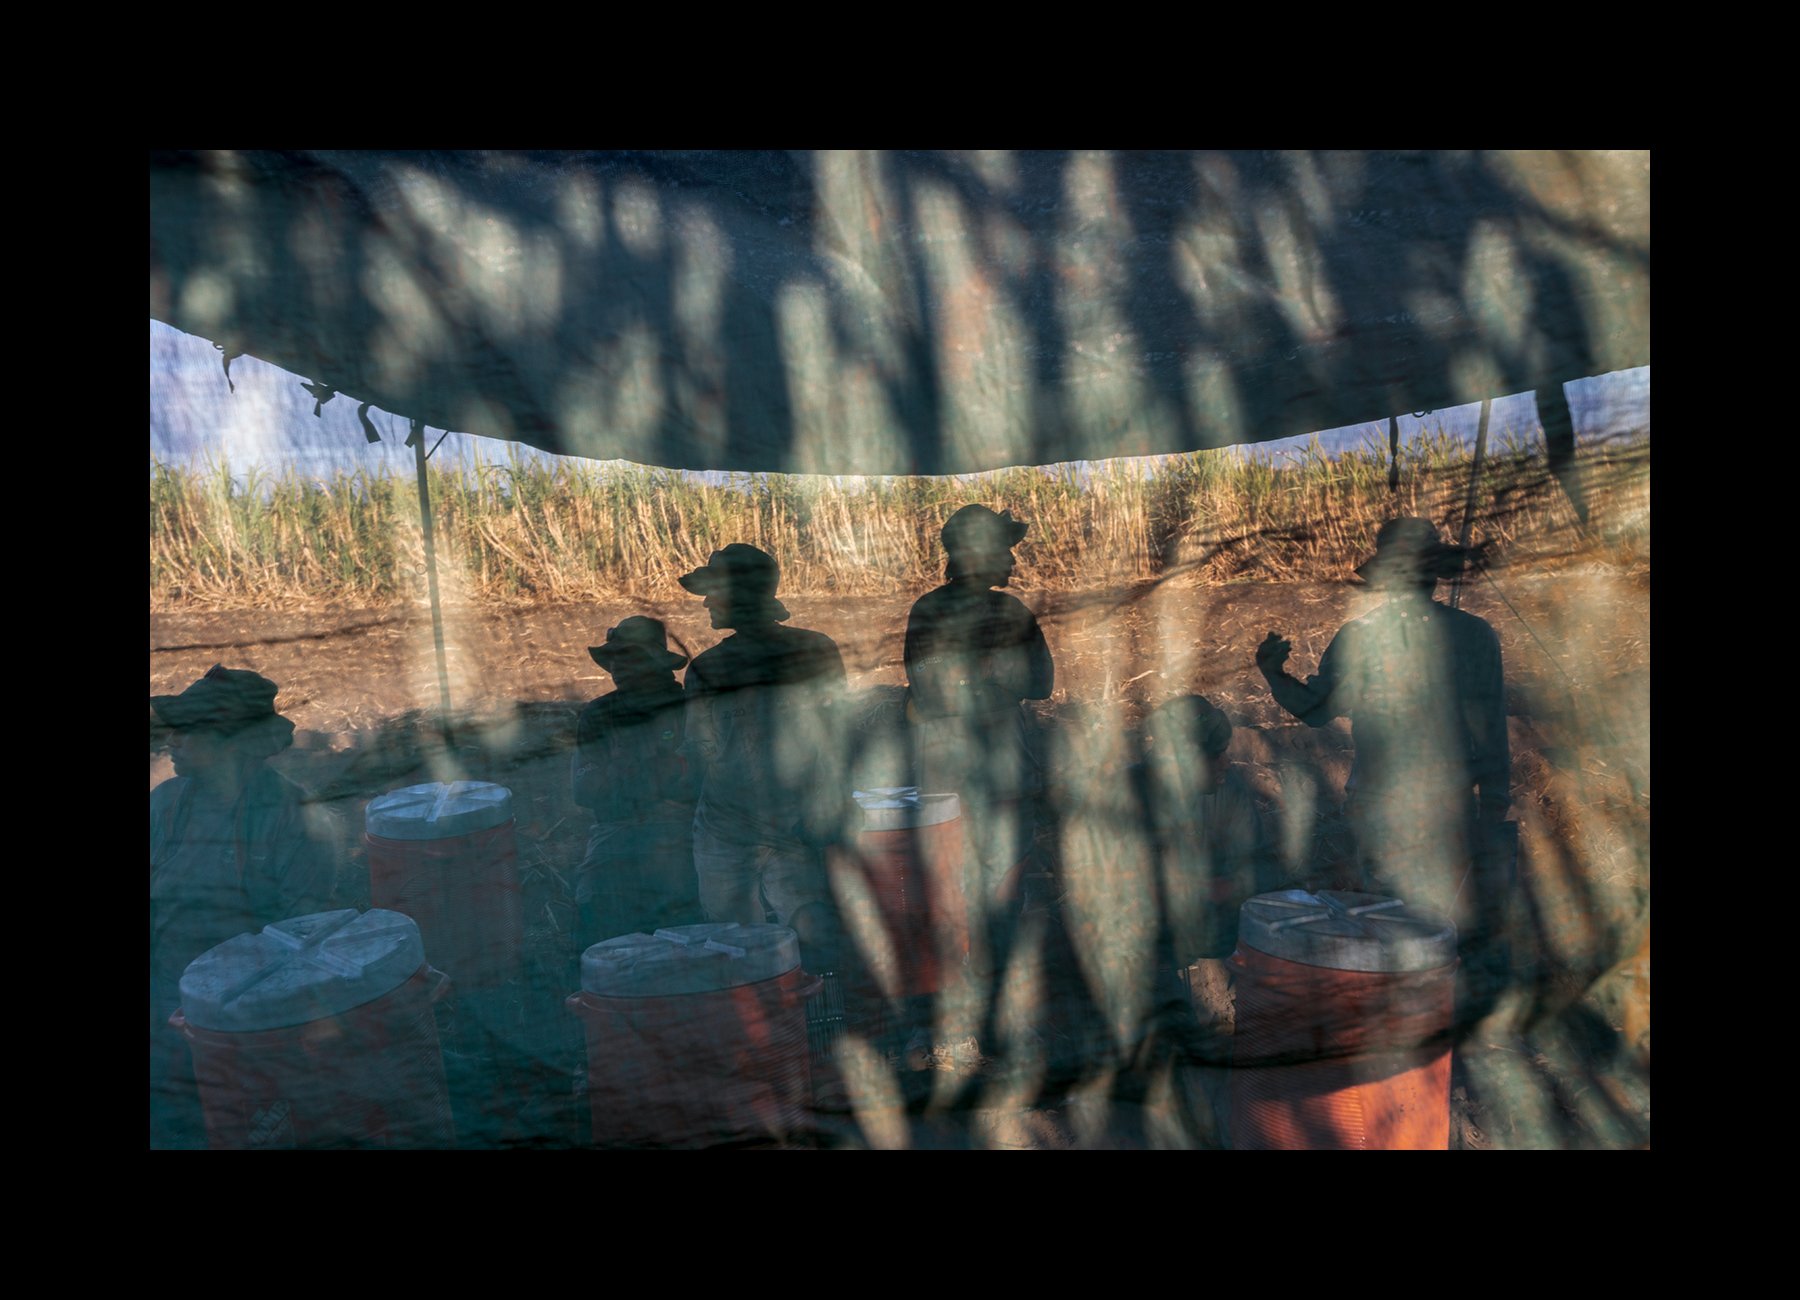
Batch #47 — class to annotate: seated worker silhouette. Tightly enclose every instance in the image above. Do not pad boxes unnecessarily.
[571,617,701,951]
[905,505,1054,979]
[680,544,848,963]
[1139,695,1285,968]
[1255,517,1511,953]
[149,665,337,1148]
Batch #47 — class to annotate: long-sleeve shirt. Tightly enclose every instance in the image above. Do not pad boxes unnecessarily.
[149,769,337,1012]
[903,581,1054,721]
[1269,595,1510,814]
[571,678,695,828]
[683,624,848,847]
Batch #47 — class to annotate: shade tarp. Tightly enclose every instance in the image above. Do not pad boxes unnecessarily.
[149,150,1647,476]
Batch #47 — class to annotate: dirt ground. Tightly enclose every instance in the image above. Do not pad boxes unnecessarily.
[150,560,1650,1149]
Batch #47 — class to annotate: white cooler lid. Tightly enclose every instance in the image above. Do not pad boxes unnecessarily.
[366,781,513,840]
[581,923,801,997]
[851,787,960,830]
[179,909,428,1032]
[1236,890,1457,973]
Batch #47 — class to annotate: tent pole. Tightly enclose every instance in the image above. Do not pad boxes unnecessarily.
[1452,398,1492,611]
[411,419,455,731]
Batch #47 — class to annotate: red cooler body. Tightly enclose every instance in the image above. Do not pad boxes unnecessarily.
[568,924,819,1148]
[1230,890,1457,1151]
[174,909,456,1149]
[829,790,968,999]
[365,781,523,991]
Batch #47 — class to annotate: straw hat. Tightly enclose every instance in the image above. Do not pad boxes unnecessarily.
[150,665,297,757]
[588,616,688,673]
[1354,517,1477,585]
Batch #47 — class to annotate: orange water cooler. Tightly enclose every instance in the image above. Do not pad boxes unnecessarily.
[173,909,456,1149]
[567,924,820,1148]
[365,781,523,991]
[1230,890,1457,1150]
[829,789,968,1000]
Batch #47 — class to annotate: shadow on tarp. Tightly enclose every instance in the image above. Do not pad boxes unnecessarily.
[151,149,1645,497]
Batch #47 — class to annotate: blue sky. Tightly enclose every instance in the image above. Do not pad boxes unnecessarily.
[150,320,1649,484]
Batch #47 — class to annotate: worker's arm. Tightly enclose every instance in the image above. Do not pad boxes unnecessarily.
[682,664,723,768]
[978,597,1053,708]
[1256,632,1340,727]
[1021,609,1054,701]
[246,771,338,918]
[819,635,848,691]
[903,599,951,717]
[570,702,609,813]
[1466,623,1512,822]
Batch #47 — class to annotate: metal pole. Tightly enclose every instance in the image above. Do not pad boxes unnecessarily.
[412,419,454,725]
[1453,398,1492,611]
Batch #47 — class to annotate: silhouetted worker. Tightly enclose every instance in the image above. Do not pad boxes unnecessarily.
[680,545,848,957]
[1256,517,1510,938]
[905,505,1054,979]
[571,617,700,950]
[1140,695,1284,966]
[150,666,336,1148]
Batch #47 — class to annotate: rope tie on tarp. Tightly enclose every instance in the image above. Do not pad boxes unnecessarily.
[213,342,242,393]
[301,380,336,417]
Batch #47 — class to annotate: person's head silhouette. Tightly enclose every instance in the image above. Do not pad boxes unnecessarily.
[151,665,297,783]
[941,504,1027,586]
[1355,517,1476,594]
[679,543,790,630]
[589,616,688,690]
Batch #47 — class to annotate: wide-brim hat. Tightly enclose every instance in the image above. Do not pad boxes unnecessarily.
[1354,517,1476,584]
[151,665,297,756]
[152,664,281,730]
[588,616,689,672]
[942,504,1028,555]
[679,542,779,595]
[678,543,790,621]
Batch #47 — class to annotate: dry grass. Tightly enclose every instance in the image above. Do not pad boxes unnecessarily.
[150,432,1649,609]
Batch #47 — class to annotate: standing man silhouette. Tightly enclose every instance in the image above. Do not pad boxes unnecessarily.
[150,666,336,1147]
[571,616,699,950]
[680,544,848,950]
[1256,517,1510,952]
[905,505,1054,986]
